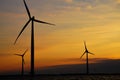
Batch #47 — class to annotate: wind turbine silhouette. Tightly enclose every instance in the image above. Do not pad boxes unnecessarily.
[14,0,55,76]
[80,41,94,74]
[14,49,28,76]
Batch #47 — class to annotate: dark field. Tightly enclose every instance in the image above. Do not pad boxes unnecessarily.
[0,74,120,80]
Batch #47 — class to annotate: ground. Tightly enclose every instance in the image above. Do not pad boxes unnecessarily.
[0,74,120,80]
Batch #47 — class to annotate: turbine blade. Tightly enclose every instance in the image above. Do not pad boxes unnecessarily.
[23,49,28,56]
[14,19,31,45]
[14,54,22,56]
[80,52,86,59]
[88,52,94,55]
[23,0,31,18]
[84,41,87,50]
[34,19,55,26]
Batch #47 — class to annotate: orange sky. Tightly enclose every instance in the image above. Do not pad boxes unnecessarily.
[0,0,120,73]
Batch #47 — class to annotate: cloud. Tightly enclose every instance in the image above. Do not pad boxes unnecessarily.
[65,0,73,3]
[115,0,120,3]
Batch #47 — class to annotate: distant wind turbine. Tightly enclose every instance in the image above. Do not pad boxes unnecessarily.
[80,41,94,74]
[14,0,55,76]
[14,49,28,76]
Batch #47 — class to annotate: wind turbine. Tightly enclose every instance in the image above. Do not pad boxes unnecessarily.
[14,49,28,76]
[80,41,94,74]
[14,0,55,76]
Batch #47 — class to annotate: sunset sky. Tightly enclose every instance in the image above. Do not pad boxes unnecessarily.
[0,0,120,74]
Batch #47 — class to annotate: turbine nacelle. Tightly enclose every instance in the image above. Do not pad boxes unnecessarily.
[85,49,89,53]
[23,0,55,26]
[14,49,27,57]
[14,49,28,64]
[80,41,94,59]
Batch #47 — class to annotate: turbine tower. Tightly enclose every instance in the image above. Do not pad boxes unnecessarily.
[80,41,94,74]
[14,0,55,76]
[14,49,28,76]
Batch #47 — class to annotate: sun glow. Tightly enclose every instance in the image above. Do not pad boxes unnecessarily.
[0,0,120,74]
